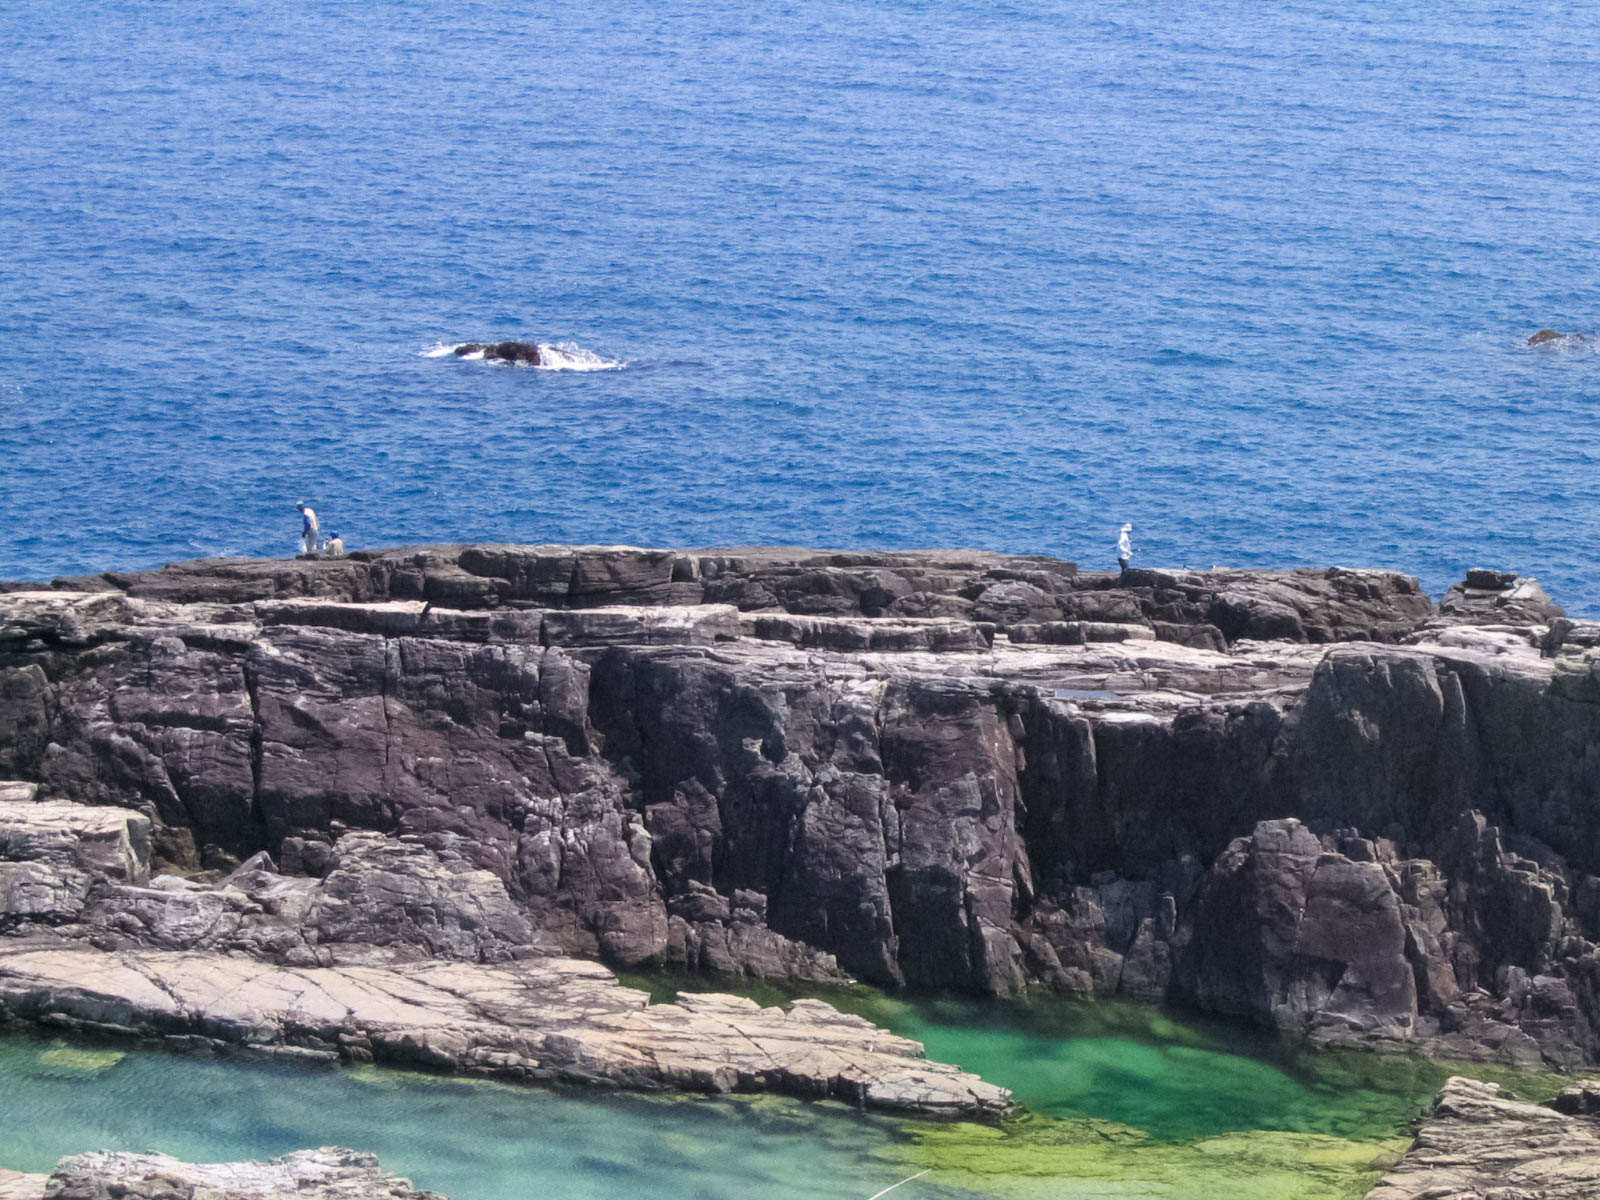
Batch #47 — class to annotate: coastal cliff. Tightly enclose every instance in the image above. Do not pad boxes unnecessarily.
[3,544,1599,1074]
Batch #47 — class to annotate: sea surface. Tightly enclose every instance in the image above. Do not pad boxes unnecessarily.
[0,995,1559,1200]
[1,1,1598,608]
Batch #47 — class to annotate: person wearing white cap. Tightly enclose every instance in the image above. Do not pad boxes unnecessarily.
[1117,522,1135,573]
[296,501,320,557]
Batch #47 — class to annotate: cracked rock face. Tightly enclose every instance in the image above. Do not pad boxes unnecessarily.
[41,1148,440,1200]
[3,546,1600,1069]
[1365,1076,1600,1199]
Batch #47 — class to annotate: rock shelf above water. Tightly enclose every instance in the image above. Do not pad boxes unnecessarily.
[0,943,1009,1115]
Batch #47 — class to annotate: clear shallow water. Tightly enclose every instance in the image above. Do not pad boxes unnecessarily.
[0,996,1563,1200]
[2,2,1599,609]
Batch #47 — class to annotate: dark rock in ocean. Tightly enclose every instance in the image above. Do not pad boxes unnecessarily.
[1528,328,1588,347]
[453,341,542,365]
[4,543,1599,1070]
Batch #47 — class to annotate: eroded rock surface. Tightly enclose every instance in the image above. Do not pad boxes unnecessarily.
[0,797,150,927]
[1365,1076,1600,1199]
[0,944,1009,1115]
[3,545,1600,1068]
[44,1148,438,1200]
[0,1171,45,1200]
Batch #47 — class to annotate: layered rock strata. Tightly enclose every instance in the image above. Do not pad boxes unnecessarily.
[1364,1075,1600,1199]
[3,545,1599,1069]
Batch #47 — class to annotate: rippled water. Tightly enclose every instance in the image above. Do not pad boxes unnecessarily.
[0,996,1564,1200]
[1,2,1597,608]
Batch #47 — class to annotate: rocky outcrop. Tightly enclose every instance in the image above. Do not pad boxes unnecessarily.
[1364,1076,1600,1199]
[0,1171,45,1200]
[13,544,1435,649]
[1,793,150,927]
[3,546,1600,1068]
[1176,814,1595,1067]
[452,341,541,365]
[1528,328,1587,347]
[0,944,1009,1115]
[43,1148,439,1200]
[0,787,993,1113]
[1438,568,1565,627]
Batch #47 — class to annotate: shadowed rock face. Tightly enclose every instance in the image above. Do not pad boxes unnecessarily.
[4,545,1600,1068]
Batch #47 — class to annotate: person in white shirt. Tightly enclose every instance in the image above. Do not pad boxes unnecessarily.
[1117,522,1135,572]
[297,502,320,556]
[325,530,345,559]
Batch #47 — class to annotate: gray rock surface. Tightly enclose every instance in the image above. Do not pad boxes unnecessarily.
[43,1148,439,1200]
[1,798,150,926]
[0,944,1009,1115]
[16,543,1435,648]
[0,1171,45,1200]
[1365,1076,1600,1200]
[3,544,1598,1068]
[1439,568,1566,627]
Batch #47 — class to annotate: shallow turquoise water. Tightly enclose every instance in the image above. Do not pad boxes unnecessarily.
[0,1036,953,1200]
[1,993,1554,1200]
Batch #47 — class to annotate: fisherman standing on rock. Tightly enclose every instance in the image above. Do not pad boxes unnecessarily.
[296,501,320,557]
[1117,522,1135,573]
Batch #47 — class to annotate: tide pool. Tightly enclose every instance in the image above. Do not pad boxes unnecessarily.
[0,992,1564,1199]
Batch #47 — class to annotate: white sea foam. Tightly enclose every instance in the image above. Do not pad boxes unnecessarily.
[534,341,624,372]
[422,341,624,370]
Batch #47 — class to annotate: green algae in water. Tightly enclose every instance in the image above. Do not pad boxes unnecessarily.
[640,974,1568,1197]
[897,1116,1411,1200]
[824,989,1567,1142]
[0,985,1572,1200]
[35,1042,126,1074]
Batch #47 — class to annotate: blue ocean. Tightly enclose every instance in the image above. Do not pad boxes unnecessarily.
[2,1,1597,610]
